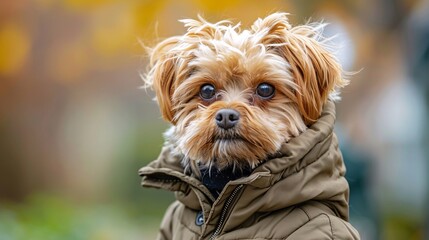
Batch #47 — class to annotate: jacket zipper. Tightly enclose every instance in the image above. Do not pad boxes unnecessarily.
[209,184,243,240]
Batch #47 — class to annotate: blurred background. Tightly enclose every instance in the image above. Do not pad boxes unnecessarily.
[0,0,428,239]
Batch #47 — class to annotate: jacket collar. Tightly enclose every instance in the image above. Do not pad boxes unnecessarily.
[139,101,349,220]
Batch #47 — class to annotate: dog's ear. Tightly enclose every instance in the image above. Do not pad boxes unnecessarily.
[144,38,181,124]
[252,13,347,125]
[151,55,177,124]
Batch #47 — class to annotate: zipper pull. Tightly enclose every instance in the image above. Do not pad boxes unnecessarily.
[209,184,244,240]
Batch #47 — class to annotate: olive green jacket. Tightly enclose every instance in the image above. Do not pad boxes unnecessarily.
[139,101,360,240]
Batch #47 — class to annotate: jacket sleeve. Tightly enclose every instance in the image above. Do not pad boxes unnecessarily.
[156,201,181,240]
[286,214,361,240]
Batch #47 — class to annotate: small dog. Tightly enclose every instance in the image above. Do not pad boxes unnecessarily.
[140,12,360,240]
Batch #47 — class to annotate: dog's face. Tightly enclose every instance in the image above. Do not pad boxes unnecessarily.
[144,13,347,170]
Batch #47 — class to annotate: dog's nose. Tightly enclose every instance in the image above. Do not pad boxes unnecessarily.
[215,109,240,130]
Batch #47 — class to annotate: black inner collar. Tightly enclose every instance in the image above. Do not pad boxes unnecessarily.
[199,165,252,198]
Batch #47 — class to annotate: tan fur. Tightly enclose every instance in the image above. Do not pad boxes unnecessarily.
[143,13,347,170]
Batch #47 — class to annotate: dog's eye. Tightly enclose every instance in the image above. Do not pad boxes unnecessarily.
[256,83,275,99]
[200,84,216,100]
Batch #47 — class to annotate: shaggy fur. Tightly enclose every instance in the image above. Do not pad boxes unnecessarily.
[143,12,347,174]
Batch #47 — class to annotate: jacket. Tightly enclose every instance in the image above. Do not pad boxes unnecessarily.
[139,101,360,239]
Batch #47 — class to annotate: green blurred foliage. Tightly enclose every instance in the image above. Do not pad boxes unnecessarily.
[0,194,163,239]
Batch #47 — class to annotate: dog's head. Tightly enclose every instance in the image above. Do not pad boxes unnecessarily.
[143,13,347,171]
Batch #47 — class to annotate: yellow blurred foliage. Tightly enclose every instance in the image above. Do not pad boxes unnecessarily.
[63,0,115,11]
[0,22,31,76]
[192,0,243,12]
[90,5,136,58]
[190,0,293,26]
[132,0,167,36]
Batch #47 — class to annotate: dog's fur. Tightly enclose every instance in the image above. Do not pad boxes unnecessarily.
[143,12,347,176]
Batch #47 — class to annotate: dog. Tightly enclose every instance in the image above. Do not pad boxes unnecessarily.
[139,12,360,240]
